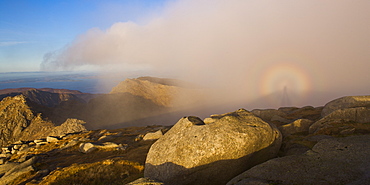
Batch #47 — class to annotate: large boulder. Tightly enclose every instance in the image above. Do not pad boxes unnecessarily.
[144,109,282,185]
[309,107,370,134]
[227,135,370,185]
[321,95,370,117]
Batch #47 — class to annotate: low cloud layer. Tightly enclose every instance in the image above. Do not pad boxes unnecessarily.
[41,0,370,108]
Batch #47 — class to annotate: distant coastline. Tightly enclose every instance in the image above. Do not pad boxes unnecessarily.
[0,71,107,94]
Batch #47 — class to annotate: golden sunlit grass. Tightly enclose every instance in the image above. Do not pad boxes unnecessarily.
[38,159,144,185]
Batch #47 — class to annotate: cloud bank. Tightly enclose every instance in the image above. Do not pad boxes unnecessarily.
[41,0,370,108]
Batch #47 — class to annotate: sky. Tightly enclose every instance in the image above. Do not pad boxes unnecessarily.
[0,0,167,72]
[1,0,370,108]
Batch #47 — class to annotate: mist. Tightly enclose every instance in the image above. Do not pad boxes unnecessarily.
[41,0,370,109]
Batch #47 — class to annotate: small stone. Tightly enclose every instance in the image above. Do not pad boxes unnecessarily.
[0,153,11,158]
[0,158,6,164]
[143,130,163,141]
[28,142,36,146]
[79,143,97,153]
[34,139,44,144]
[101,142,120,148]
[13,144,21,150]
[98,135,115,142]
[13,140,23,145]
[117,144,128,150]
[35,142,47,148]
[135,134,144,141]
[2,147,11,153]
[46,136,60,143]
[11,149,17,154]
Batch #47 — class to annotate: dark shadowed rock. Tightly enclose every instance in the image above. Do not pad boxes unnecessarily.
[251,109,286,122]
[0,156,38,185]
[321,95,370,117]
[144,109,282,185]
[227,135,370,185]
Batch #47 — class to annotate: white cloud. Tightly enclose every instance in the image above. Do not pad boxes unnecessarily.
[41,0,370,107]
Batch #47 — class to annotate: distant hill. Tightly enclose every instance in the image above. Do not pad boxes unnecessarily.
[110,76,203,107]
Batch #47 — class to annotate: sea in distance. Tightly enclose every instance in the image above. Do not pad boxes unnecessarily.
[0,71,125,94]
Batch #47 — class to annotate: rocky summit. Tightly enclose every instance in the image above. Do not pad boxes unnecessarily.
[0,78,370,185]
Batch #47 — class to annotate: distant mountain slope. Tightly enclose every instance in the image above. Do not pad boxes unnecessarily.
[0,87,84,95]
[110,76,203,107]
[0,88,98,103]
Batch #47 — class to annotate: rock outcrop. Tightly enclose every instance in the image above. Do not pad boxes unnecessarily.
[321,95,370,117]
[144,109,282,185]
[227,135,370,185]
[50,118,87,136]
[309,107,370,134]
[279,119,313,136]
[0,95,36,147]
[0,95,87,147]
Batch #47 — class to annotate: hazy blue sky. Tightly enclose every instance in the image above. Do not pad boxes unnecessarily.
[0,0,167,72]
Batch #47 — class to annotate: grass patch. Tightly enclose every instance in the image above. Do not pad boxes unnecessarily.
[39,159,144,185]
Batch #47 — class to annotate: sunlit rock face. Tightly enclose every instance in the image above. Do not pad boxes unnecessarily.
[144,109,282,185]
[0,95,35,147]
[110,76,203,107]
[321,95,370,117]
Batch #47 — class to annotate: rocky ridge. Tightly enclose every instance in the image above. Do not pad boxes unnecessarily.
[0,94,87,148]
[0,78,370,184]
